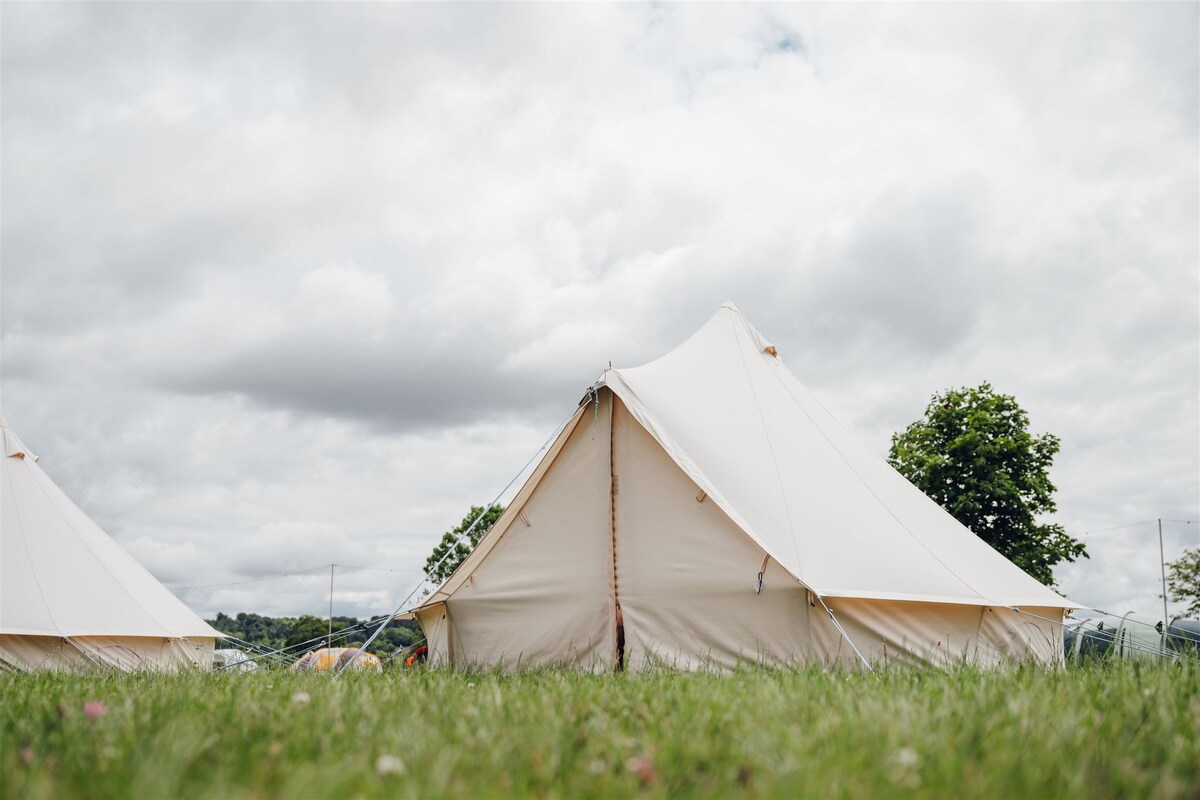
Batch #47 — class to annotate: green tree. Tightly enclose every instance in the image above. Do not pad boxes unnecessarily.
[1165,547,1200,616]
[887,382,1086,586]
[208,611,291,650]
[286,614,344,648]
[424,504,505,584]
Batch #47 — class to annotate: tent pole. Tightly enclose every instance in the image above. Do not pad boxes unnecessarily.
[1158,519,1169,652]
[328,563,335,675]
[608,391,624,672]
[817,595,872,671]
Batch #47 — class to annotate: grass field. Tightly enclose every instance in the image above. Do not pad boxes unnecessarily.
[2,661,1197,799]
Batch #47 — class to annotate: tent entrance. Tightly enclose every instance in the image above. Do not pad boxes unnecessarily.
[609,393,818,671]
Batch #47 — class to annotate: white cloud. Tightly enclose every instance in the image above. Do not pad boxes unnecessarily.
[2,3,1196,623]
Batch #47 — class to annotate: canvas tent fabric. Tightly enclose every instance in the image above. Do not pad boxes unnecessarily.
[412,304,1077,671]
[0,417,219,671]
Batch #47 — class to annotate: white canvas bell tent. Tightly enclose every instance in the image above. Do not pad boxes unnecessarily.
[409,303,1078,671]
[1,417,220,671]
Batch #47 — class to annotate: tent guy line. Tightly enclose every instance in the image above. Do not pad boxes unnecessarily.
[168,565,331,591]
[816,594,872,671]
[210,625,366,672]
[334,400,584,678]
[1014,607,1200,666]
[1079,519,1196,537]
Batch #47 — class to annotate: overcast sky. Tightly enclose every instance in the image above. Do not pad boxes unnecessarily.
[2,3,1197,626]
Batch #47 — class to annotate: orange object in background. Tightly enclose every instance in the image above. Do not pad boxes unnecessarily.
[404,645,429,667]
[293,647,382,673]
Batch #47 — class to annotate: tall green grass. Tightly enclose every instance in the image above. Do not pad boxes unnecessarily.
[2,661,1197,799]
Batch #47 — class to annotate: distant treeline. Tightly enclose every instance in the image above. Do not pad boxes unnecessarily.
[207,612,420,657]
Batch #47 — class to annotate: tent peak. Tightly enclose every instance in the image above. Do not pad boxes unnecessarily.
[719,300,742,314]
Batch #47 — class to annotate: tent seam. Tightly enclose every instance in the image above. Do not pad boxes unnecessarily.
[730,311,808,587]
[2,463,63,636]
[23,461,179,637]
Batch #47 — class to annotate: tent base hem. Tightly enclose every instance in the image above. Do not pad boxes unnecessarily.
[0,634,216,672]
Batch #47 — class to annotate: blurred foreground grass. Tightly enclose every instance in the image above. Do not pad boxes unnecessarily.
[2,660,1197,799]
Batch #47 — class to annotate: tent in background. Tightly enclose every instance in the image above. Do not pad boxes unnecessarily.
[214,648,258,672]
[1,417,220,671]
[409,303,1078,671]
[294,647,382,673]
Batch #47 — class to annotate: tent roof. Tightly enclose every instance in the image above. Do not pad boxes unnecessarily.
[602,303,1077,609]
[1,418,222,639]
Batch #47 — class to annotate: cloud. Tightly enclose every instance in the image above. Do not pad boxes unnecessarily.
[2,3,1196,622]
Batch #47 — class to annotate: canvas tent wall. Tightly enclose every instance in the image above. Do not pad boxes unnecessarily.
[1,417,219,671]
[411,304,1077,671]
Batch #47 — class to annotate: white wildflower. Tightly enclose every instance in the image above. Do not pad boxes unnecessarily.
[376,754,406,776]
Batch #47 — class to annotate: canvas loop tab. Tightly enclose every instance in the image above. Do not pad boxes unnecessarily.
[763,345,778,357]
[754,554,770,594]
